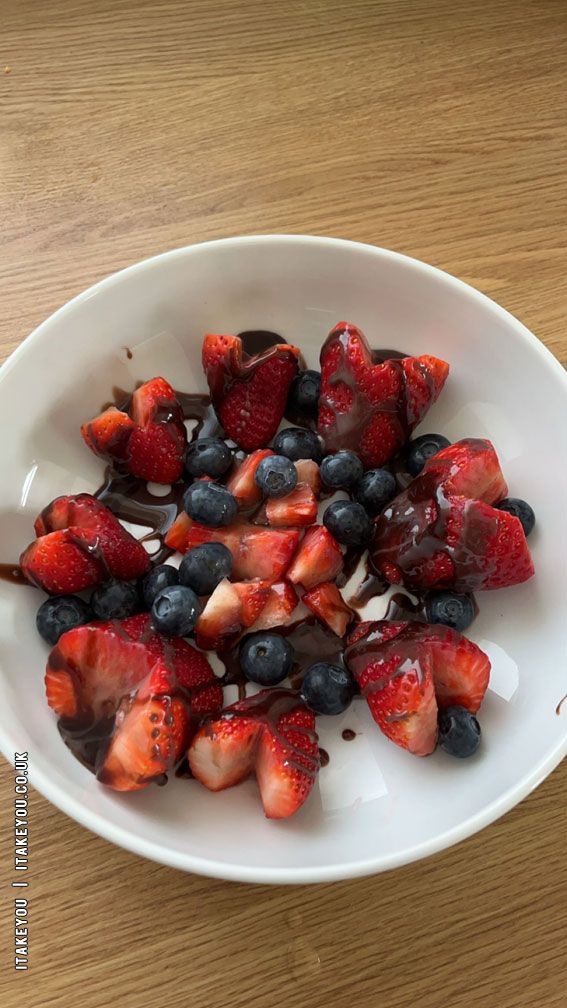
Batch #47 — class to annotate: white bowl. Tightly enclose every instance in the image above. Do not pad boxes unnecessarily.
[1,236,566,884]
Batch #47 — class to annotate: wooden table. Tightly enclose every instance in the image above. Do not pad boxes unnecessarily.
[1,2,566,1006]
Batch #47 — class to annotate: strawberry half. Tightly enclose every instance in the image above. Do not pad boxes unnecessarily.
[345,619,490,717]
[265,483,318,527]
[195,578,272,650]
[248,581,300,631]
[188,688,320,818]
[202,334,300,451]
[226,449,274,508]
[318,322,449,468]
[164,517,300,582]
[371,442,534,591]
[21,528,107,595]
[287,525,343,589]
[302,581,354,637]
[96,661,190,791]
[33,493,151,583]
[81,377,186,484]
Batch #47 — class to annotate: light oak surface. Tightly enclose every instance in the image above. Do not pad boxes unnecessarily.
[1,2,566,1006]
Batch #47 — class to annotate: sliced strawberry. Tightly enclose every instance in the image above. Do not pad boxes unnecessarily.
[96,661,190,791]
[34,493,150,582]
[318,322,449,468]
[356,652,438,756]
[287,525,343,589]
[195,578,271,650]
[302,582,354,637]
[81,376,186,484]
[422,438,508,504]
[226,449,273,508]
[372,474,534,591]
[164,518,300,582]
[202,334,300,451]
[265,483,318,527]
[295,459,321,496]
[249,581,299,631]
[20,528,106,594]
[345,619,490,716]
[188,688,320,818]
[80,406,136,462]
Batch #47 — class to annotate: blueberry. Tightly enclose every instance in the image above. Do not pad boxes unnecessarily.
[320,451,364,489]
[272,426,322,463]
[151,584,201,637]
[354,468,397,515]
[323,500,373,546]
[255,455,298,498]
[36,595,93,646]
[496,498,535,537]
[239,632,293,686]
[179,542,233,595]
[185,437,233,478]
[91,579,140,620]
[183,481,238,527]
[301,662,356,715]
[287,370,321,418]
[406,433,451,476]
[141,564,180,608]
[425,590,476,632]
[438,705,481,758]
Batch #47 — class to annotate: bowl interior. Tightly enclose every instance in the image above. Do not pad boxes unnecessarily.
[1,236,566,883]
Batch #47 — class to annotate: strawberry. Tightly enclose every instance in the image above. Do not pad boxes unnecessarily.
[195,578,272,650]
[287,525,343,589]
[248,581,299,631]
[421,438,508,504]
[226,449,273,508]
[80,406,135,462]
[265,483,318,527]
[20,528,106,594]
[81,377,186,484]
[295,459,321,496]
[188,688,320,818]
[356,652,438,756]
[34,493,151,582]
[164,517,300,582]
[345,619,490,716]
[372,468,534,591]
[96,661,190,791]
[302,582,354,637]
[202,334,300,451]
[45,614,222,724]
[318,322,449,468]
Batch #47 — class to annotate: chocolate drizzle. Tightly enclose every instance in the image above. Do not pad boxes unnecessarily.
[0,563,26,585]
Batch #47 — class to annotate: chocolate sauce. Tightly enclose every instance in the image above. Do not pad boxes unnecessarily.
[349,571,390,608]
[58,715,115,773]
[237,330,283,356]
[174,755,193,778]
[372,349,409,362]
[318,747,330,767]
[0,563,26,585]
[341,728,356,741]
[344,622,428,697]
[123,346,133,360]
[95,472,185,564]
[555,694,567,716]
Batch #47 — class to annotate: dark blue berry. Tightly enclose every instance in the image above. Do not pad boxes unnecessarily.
[185,437,233,478]
[323,500,373,546]
[141,564,179,608]
[354,468,397,515]
[239,632,293,686]
[406,433,451,476]
[301,662,356,715]
[425,591,476,632]
[36,595,93,646]
[438,706,481,758]
[272,426,322,463]
[287,370,321,418]
[320,451,363,489]
[254,455,298,498]
[183,481,238,527]
[179,542,233,595]
[496,498,535,537]
[91,579,140,620]
[151,584,201,637]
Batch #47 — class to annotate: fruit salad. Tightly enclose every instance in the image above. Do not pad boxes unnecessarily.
[16,322,536,819]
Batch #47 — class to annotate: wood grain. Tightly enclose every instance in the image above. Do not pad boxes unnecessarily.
[1,1,566,1006]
